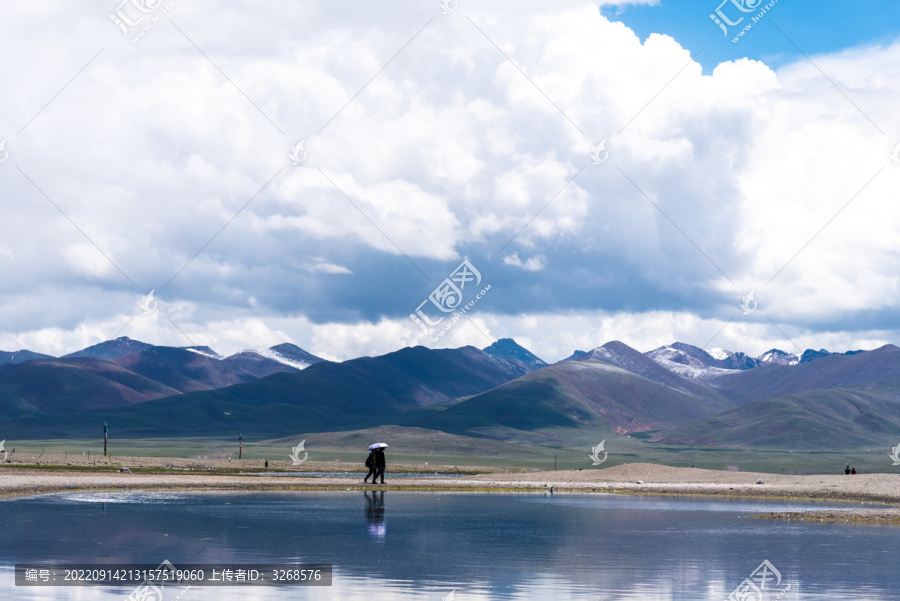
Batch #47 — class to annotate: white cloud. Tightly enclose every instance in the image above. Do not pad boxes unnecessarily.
[503,252,547,271]
[0,1,898,358]
[310,318,422,361]
[61,244,118,280]
[302,258,352,275]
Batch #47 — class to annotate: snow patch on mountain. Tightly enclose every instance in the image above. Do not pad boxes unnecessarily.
[707,348,731,361]
[650,358,740,380]
[759,349,799,366]
[185,347,223,360]
[647,344,744,379]
[646,346,709,368]
[562,358,635,377]
[256,348,315,370]
[185,344,322,370]
[582,345,655,378]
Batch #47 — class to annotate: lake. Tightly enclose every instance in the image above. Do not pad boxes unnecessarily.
[0,490,897,600]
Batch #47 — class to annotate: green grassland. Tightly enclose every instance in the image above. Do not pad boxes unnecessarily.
[3,426,895,475]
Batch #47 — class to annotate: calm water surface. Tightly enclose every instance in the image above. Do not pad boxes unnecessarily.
[0,490,897,600]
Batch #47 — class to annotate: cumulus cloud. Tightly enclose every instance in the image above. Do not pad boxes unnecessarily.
[0,0,898,361]
[503,252,547,271]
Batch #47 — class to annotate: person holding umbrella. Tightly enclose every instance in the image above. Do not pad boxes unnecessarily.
[369,443,388,484]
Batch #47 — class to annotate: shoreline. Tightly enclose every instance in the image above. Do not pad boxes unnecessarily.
[748,509,900,525]
[2,462,899,523]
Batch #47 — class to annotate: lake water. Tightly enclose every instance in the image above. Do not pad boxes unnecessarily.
[0,490,897,600]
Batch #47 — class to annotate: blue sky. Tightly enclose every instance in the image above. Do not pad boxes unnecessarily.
[604,0,900,73]
[1,0,899,363]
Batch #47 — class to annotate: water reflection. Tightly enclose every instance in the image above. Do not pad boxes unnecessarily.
[0,492,897,600]
[365,491,385,539]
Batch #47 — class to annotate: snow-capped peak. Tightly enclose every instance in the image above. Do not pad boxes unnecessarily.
[758,349,799,366]
[645,344,735,379]
[184,344,322,370]
[707,348,732,361]
[186,347,223,360]
[255,348,315,370]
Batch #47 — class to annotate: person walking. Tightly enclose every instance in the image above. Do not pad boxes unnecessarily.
[364,450,377,483]
[373,447,386,484]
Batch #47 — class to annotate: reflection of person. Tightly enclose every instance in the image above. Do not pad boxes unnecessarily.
[364,451,377,483]
[364,490,385,538]
[373,448,386,484]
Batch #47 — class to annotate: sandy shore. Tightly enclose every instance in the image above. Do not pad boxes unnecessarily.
[1,460,898,523]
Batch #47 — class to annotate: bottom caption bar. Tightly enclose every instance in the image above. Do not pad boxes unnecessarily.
[16,563,332,586]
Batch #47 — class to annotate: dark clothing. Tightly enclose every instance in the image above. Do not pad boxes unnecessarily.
[364,451,377,482]
[372,449,386,483]
[851,468,857,474]
[845,466,850,474]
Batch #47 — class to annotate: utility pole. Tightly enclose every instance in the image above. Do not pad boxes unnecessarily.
[239,433,242,460]
[104,422,108,457]
[554,454,557,471]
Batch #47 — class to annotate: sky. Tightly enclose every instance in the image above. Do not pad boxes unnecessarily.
[1,0,899,363]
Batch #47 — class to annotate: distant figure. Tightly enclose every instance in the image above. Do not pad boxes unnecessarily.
[373,448,386,484]
[265,460,268,469]
[845,465,851,475]
[364,451,377,483]
[851,467,857,474]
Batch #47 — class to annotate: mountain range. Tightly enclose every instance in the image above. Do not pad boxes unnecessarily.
[1,336,897,450]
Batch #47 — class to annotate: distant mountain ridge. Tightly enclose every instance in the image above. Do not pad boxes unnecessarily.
[7,344,532,438]
[410,341,734,438]
[4,336,864,376]
[650,344,900,447]
[63,337,154,359]
[0,338,327,424]
[3,335,898,450]
[581,341,702,390]
[55,337,325,370]
[183,342,324,370]
[0,350,54,365]
[643,342,864,378]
